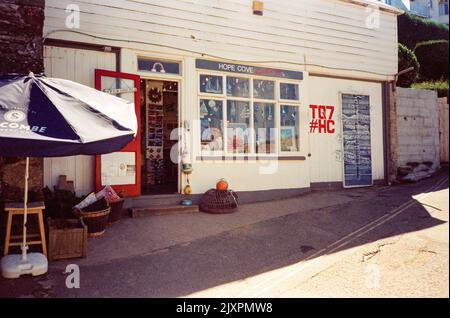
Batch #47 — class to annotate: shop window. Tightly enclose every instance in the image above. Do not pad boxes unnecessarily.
[227,76,250,98]
[280,105,299,152]
[227,100,250,153]
[253,79,275,100]
[254,102,276,154]
[200,99,223,151]
[199,72,302,156]
[200,75,223,94]
[280,83,299,101]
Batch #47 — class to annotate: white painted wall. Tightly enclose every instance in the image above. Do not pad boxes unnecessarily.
[43,46,116,195]
[44,0,399,82]
[308,76,385,183]
[42,0,395,195]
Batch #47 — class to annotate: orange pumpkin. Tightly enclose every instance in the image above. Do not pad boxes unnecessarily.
[216,179,229,191]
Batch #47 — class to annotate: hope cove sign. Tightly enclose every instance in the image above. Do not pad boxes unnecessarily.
[196,59,303,80]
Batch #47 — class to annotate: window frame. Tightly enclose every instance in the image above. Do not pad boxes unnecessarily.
[197,71,302,158]
[279,102,301,154]
[279,81,301,103]
[199,97,225,156]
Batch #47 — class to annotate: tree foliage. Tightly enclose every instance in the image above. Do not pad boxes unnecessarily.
[398,43,420,87]
[397,13,449,85]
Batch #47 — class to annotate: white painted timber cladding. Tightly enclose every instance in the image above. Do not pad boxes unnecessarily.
[43,46,116,195]
[44,0,399,81]
[308,76,385,183]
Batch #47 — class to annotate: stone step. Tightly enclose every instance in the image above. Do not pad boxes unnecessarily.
[132,194,194,207]
[130,204,199,218]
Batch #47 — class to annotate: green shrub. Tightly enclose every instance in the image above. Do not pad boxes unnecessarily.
[398,43,420,87]
[414,40,449,81]
[398,13,449,50]
[397,13,449,83]
[411,80,449,98]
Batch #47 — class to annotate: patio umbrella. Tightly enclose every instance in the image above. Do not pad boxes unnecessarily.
[0,72,137,278]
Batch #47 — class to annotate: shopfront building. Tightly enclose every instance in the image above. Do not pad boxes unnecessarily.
[42,0,401,200]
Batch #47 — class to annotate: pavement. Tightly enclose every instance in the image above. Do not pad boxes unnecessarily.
[0,168,448,298]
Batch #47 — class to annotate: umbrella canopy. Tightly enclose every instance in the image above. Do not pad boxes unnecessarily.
[0,73,137,157]
[0,73,138,278]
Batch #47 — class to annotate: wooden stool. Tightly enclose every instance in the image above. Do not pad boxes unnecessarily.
[3,201,47,256]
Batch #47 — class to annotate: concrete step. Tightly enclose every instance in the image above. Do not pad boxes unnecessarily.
[132,194,193,207]
[130,204,199,218]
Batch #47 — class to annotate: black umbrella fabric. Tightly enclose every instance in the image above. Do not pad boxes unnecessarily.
[0,73,137,157]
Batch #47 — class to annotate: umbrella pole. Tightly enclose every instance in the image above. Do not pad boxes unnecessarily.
[21,157,29,262]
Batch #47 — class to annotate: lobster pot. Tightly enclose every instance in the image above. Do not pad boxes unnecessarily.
[108,198,125,224]
[199,189,239,214]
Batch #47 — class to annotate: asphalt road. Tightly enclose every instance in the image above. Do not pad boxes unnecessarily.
[0,170,448,298]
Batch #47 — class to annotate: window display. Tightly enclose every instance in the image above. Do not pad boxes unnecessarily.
[227,100,250,153]
[198,72,301,156]
[280,83,299,100]
[227,76,250,98]
[254,102,275,154]
[200,99,223,151]
[280,105,299,152]
[200,75,223,94]
[253,79,275,100]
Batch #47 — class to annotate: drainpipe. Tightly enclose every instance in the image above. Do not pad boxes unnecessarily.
[382,82,391,185]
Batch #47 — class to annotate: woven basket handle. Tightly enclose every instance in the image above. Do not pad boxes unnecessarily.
[72,207,82,218]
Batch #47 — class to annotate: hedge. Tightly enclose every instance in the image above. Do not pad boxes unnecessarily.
[411,80,449,98]
[398,13,449,83]
[414,40,449,81]
[398,13,449,50]
[397,43,420,87]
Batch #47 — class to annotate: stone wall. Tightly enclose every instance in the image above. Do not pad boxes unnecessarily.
[0,0,45,198]
[0,0,45,74]
[396,87,440,169]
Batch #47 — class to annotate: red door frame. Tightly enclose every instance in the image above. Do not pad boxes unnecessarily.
[94,69,141,197]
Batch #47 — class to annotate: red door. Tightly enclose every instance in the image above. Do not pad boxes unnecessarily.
[95,69,141,197]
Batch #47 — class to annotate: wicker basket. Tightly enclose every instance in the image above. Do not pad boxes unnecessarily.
[48,218,87,261]
[199,189,239,214]
[73,198,110,237]
[108,198,125,224]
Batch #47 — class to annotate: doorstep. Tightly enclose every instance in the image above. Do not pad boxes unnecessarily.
[130,204,199,218]
[126,193,200,218]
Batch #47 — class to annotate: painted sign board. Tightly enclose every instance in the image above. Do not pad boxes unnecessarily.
[138,58,181,75]
[341,94,373,188]
[103,87,137,95]
[196,59,303,80]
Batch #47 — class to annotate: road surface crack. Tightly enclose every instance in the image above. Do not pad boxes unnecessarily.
[361,242,395,262]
